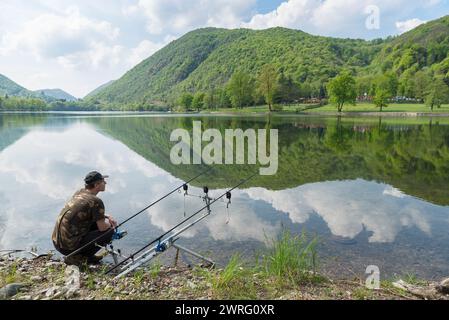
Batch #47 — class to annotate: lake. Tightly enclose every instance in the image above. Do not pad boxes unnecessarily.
[1,112,449,280]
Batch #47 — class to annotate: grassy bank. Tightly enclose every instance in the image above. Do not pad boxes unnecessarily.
[200,103,449,115]
[307,103,449,113]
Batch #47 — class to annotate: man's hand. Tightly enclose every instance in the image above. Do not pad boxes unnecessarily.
[106,215,118,228]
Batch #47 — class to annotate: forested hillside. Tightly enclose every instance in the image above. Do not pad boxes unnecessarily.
[85,15,448,111]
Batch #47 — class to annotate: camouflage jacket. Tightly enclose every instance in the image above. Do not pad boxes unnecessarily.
[52,189,106,251]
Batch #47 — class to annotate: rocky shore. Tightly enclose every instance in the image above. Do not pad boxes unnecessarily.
[1,255,449,300]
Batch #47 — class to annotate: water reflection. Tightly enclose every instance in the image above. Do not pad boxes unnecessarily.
[1,113,449,278]
[0,123,280,252]
[243,179,446,243]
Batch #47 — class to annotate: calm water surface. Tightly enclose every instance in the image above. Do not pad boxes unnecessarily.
[1,113,448,279]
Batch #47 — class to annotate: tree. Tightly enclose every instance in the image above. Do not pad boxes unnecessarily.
[192,92,205,111]
[276,72,300,104]
[356,75,373,98]
[257,64,278,111]
[425,77,449,111]
[382,71,399,97]
[373,88,390,112]
[327,70,357,112]
[227,70,253,109]
[413,71,432,100]
[179,93,194,109]
[204,88,220,110]
[372,73,396,111]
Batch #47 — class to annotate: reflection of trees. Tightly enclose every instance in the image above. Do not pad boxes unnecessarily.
[0,114,49,151]
[88,116,449,205]
[4,114,447,206]
[324,116,353,154]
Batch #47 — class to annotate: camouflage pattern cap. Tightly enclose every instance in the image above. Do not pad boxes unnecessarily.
[84,171,109,184]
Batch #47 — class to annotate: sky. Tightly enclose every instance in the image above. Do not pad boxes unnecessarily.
[0,0,448,98]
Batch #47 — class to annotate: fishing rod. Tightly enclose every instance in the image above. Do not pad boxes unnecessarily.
[105,171,258,277]
[0,249,48,259]
[65,167,213,259]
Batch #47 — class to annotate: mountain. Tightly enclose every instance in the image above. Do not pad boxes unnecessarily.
[0,73,37,98]
[366,15,449,80]
[87,27,384,104]
[84,80,115,99]
[87,15,449,106]
[34,89,78,101]
[0,73,59,102]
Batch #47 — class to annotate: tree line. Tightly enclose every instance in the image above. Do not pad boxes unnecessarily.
[174,64,326,112]
[329,70,449,112]
[176,64,449,112]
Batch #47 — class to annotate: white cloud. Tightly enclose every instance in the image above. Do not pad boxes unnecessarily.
[1,6,119,61]
[242,0,437,38]
[396,18,427,34]
[383,186,405,198]
[243,179,442,243]
[131,0,256,35]
[127,36,176,67]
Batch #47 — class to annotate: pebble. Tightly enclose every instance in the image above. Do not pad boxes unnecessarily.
[437,278,449,294]
[45,261,60,268]
[187,281,197,290]
[30,276,43,282]
[65,288,79,299]
[45,287,58,298]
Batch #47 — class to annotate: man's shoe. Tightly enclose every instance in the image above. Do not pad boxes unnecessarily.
[87,255,103,265]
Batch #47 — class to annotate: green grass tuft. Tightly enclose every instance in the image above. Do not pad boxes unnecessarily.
[261,230,319,286]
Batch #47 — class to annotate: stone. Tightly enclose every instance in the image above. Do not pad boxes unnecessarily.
[437,278,449,294]
[65,288,79,299]
[45,287,58,298]
[187,281,197,290]
[0,283,27,299]
[30,276,43,282]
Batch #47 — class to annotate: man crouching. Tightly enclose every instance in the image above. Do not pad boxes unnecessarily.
[52,171,118,266]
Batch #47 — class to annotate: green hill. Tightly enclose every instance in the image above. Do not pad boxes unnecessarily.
[87,15,449,107]
[34,89,77,101]
[364,16,449,91]
[0,73,58,103]
[86,27,384,105]
[0,74,36,98]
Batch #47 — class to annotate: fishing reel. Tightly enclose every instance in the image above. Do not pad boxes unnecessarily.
[156,241,167,253]
[112,229,128,240]
[226,191,232,206]
[225,191,232,224]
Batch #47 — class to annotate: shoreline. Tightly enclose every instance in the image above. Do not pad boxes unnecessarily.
[2,110,449,117]
[1,255,449,300]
